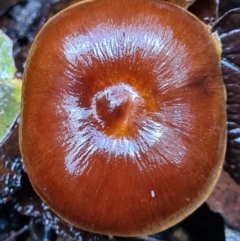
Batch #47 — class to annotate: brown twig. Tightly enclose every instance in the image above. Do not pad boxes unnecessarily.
[3,225,29,241]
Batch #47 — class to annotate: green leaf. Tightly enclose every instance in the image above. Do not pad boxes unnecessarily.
[0,30,16,79]
[0,31,22,143]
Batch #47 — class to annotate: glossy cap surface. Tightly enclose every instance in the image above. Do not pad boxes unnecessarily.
[20,0,226,236]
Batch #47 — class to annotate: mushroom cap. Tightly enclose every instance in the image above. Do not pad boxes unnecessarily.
[20,0,226,236]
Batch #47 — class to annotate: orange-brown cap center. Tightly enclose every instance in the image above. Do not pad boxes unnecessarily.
[92,83,144,137]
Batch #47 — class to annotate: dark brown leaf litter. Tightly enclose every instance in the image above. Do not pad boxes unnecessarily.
[14,196,104,241]
[206,5,240,234]
[0,118,23,205]
[213,8,240,185]
[0,0,19,16]
[207,171,240,232]
[218,0,240,16]
[0,201,29,241]
[0,156,23,205]
[188,0,218,24]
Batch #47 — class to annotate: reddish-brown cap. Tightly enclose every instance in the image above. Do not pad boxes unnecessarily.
[20,0,226,236]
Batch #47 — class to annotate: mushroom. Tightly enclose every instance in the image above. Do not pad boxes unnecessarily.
[19,0,227,237]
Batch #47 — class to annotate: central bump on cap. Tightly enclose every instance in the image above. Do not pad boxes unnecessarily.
[92,83,144,136]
